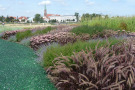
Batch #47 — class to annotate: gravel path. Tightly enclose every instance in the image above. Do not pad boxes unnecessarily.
[0,39,56,90]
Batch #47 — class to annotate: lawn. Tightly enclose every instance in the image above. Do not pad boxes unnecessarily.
[0,26,23,33]
[0,23,53,33]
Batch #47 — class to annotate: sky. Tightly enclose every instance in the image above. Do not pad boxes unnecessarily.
[0,0,135,17]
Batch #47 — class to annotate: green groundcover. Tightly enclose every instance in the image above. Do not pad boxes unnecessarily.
[0,39,56,90]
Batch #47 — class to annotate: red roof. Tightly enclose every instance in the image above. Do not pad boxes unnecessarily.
[47,14,60,17]
[19,16,27,20]
[43,14,60,20]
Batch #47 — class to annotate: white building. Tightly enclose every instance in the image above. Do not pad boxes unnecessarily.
[49,15,77,22]
[43,5,77,23]
[27,17,34,23]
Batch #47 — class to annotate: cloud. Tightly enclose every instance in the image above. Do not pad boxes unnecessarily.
[0,5,6,11]
[85,0,95,5]
[54,0,67,6]
[38,0,51,5]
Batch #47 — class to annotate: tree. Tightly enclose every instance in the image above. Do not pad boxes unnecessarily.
[27,20,30,23]
[0,16,5,22]
[49,19,56,23]
[105,15,109,19]
[14,19,19,23]
[81,13,91,22]
[5,16,10,22]
[9,17,14,22]
[34,14,43,23]
[21,19,25,22]
[34,14,44,23]
[40,17,44,23]
[75,12,79,22]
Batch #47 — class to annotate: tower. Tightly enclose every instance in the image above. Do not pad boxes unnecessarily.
[44,4,47,17]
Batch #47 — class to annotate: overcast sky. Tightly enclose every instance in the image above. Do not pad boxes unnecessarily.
[0,0,135,17]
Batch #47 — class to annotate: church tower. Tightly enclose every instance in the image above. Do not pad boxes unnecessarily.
[44,4,47,17]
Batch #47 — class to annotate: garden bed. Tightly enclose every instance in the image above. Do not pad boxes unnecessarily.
[1,24,135,90]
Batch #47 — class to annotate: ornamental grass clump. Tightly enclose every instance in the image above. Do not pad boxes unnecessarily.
[71,25,118,39]
[33,26,52,35]
[2,27,47,39]
[16,30,32,42]
[43,38,122,67]
[47,40,135,90]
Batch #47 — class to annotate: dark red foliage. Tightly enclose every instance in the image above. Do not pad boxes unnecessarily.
[47,40,135,90]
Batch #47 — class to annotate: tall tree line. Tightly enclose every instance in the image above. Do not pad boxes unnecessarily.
[0,16,19,23]
[81,13,109,22]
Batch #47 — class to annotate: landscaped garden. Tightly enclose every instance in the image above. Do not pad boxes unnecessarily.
[0,16,135,90]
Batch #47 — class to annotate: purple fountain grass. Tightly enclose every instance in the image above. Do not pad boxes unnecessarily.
[46,40,135,90]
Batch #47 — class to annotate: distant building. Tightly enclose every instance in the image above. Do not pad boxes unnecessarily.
[18,16,28,23]
[43,5,77,23]
[49,15,77,22]
[43,5,60,22]
[27,17,34,23]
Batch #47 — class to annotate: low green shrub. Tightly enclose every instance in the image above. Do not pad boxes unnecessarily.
[33,26,52,35]
[71,25,112,37]
[16,30,32,42]
[16,27,53,42]
[43,38,123,67]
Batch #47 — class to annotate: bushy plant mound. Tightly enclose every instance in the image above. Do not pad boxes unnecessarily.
[71,25,117,39]
[47,25,76,35]
[2,30,23,39]
[33,26,52,35]
[16,26,53,42]
[30,32,78,50]
[30,26,78,50]
[16,30,32,42]
[2,27,48,39]
[43,38,122,67]
[47,40,135,90]
[30,34,55,49]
